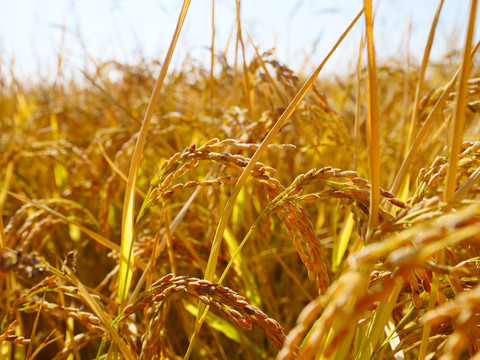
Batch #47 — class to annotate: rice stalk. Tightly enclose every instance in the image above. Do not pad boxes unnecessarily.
[363,0,380,235]
[118,0,191,305]
[444,0,478,204]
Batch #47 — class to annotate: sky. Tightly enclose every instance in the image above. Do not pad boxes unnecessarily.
[0,0,477,81]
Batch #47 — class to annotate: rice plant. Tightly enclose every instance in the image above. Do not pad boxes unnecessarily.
[1,1,480,359]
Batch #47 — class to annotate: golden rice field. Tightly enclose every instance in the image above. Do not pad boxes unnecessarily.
[1,1,480,359]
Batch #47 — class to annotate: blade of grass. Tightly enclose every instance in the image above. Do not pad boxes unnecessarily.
[363,0,380,235]
[118,0,191,305]
[354,32,364,170]
[406,0,444,151]
[232,15,240,107]
[332,211,355,273]
[444,0,477,204]
[185,8,365,359]
[235,0,254,118]
[210,0,215,114]
[388,0,443,204]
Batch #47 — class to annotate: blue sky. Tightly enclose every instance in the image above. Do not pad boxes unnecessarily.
[0,0,477,80]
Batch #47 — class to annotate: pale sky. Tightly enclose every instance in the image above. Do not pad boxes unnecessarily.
[0,0,477,81]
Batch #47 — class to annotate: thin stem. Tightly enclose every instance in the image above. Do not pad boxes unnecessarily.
[444,0,477,204]
[363,0,380,235]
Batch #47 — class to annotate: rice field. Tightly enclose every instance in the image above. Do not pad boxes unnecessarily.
[1,1,480,359]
